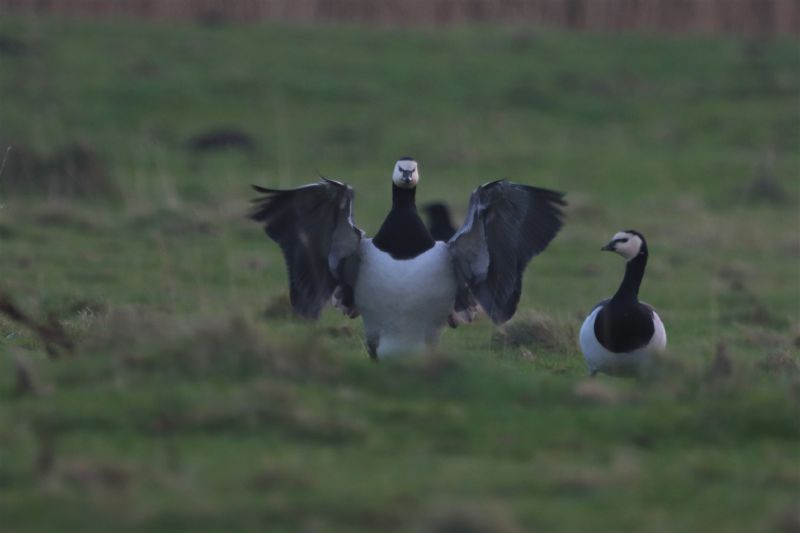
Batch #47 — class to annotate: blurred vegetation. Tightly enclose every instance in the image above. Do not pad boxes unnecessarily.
[1,0,798,34]
[0,16,798,533]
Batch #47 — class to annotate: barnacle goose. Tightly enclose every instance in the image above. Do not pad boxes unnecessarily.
[422,202,457,241]
[579,230,667,376]
[250,157,565,359]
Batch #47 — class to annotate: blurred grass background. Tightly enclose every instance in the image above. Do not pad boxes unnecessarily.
[0,7,798,533]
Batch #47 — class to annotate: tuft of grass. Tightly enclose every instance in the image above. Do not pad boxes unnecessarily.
[248,460,314,491]
[385,350,462,382]
[704,342,734,382]
[0,142,118,199]
[12,354,49,397]
[82,306,339,381]
[492,311,578,354]
[419,502,523,533]
[261,292,296,320]
[717,280,786,329]
[542,447,642,492]
[572,379,628,405]
[738,150,795,206]
[774,506,800,533]
[758,352,799,377]
[57,458,132,494]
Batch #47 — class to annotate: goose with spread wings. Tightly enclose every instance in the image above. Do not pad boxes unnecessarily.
[250,158,566,359]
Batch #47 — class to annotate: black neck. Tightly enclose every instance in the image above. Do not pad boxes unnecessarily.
[372,185,435,259]
[391,184,417,209]
[612,253,647,303]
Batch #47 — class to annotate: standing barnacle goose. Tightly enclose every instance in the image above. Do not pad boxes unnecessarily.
[250,157,565,359]
[422,202,458,242]
[579,230,667,377]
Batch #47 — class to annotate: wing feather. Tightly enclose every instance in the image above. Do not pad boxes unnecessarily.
[250,179,362,319]
[449,180,565,324]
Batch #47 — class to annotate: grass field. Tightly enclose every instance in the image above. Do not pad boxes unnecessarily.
[0,16,798,533]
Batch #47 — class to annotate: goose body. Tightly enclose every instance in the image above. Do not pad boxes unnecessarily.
[579,230,667,376]
[356,240,456,356]
[580,301,666,376]
[251,158,566,359]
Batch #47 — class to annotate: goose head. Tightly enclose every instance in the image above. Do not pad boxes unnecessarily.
[601,230,647,261]
[392,157,419,189]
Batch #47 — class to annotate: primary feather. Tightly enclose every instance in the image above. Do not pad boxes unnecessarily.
[249,179,362,319]
[449,180,566,323]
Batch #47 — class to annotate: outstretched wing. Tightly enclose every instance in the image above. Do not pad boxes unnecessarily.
[448,180,566,324]
[250,178,363,319]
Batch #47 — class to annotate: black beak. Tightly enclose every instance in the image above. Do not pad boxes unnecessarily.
[401,175,412,185]
[601,242,615,252]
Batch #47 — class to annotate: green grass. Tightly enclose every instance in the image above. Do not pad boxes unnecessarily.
[0,16,798,533]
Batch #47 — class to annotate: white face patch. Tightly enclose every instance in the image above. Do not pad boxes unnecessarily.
[606,231,643,260]
[392,159,419,189]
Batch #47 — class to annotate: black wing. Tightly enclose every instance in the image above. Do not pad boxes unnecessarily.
[250,178,362,319]
[448,180,566,324]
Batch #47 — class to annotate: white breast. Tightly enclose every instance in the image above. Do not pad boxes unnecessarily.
[355,240,457,357]
[579,304,667,377]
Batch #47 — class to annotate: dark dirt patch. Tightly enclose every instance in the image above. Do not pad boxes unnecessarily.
[774,505,800,533]
[741,175,794,206]
[186,128,256,153]
[0,292,74,357]
[0,35,30,56]
[0,223,16,239]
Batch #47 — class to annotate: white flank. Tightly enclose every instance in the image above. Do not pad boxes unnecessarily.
[354,240,456,358]
[579,304,667,376]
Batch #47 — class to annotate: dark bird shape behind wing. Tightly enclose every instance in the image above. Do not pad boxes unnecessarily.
[422,202,458,241]
[449,180,566,324]
[249,178,362,319]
